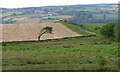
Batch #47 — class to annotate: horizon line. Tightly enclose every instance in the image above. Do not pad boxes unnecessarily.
[0,3,118,9]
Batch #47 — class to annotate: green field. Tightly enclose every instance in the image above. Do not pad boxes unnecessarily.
[2,36,118,70]
[2,22,119,70]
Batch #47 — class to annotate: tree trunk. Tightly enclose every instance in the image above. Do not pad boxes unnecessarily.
[38,31,46,41]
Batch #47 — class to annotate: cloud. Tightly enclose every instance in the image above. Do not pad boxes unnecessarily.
[0,0,119,8]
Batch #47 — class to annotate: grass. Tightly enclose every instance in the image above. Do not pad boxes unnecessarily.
[79,24,105,37]
[2,22,119,70]
[2,36,118,70]
[58,20,93,36]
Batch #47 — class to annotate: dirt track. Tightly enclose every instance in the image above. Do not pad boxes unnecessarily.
[1,23,81,42]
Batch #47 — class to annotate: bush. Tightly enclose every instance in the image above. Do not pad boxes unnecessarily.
[114,23,120,42]
[100,23,119,42]
[97,56,106,66]
[94,26,100,30]
[2,43,6,46]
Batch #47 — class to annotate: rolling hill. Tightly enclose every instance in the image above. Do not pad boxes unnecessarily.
[1,23,81,42]
[1,3,118,24]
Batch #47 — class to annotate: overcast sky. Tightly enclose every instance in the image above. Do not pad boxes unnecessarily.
[0,0,119,8]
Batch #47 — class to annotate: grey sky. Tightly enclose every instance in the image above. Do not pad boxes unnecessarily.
[0,0,119,8]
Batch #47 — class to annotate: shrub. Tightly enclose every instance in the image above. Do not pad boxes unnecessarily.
[94,26,100,30]
[2,43,6,46]
[100,23,115,40]
[63,45,74,48]
[100,23,119,42]
[97,56,106,66]
[114,23,120,42]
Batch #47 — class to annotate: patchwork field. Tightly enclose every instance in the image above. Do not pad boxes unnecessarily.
[2,23,119,70]
[1,4,119,71]
[1,23,81,42]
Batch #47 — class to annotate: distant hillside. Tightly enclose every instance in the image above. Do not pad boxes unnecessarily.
[1,3,118,24]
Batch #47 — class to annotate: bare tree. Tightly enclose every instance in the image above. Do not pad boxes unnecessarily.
[38,26,53,41]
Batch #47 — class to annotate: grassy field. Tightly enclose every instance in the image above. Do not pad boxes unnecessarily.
[58,20,104,36]
[2,31,119,70]
[2,21,119,70]
[58,21,91,36]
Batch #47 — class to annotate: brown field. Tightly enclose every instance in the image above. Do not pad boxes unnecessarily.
[1,23,81,42]
[14,18,40,24]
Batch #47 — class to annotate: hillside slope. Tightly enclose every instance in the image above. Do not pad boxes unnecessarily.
[1,23,81,42]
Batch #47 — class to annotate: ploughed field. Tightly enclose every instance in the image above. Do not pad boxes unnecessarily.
[1,23,80,42]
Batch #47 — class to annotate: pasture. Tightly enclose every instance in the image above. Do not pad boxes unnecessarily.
[1,22,119,70]
[1,4,119,71]
[2,36,118,70]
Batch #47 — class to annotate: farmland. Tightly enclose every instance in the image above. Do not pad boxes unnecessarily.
[1,4,118,24]
[1,23,80,42]
[1,18,119,71]
[1,3,119,71]
[2,23,119,70]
